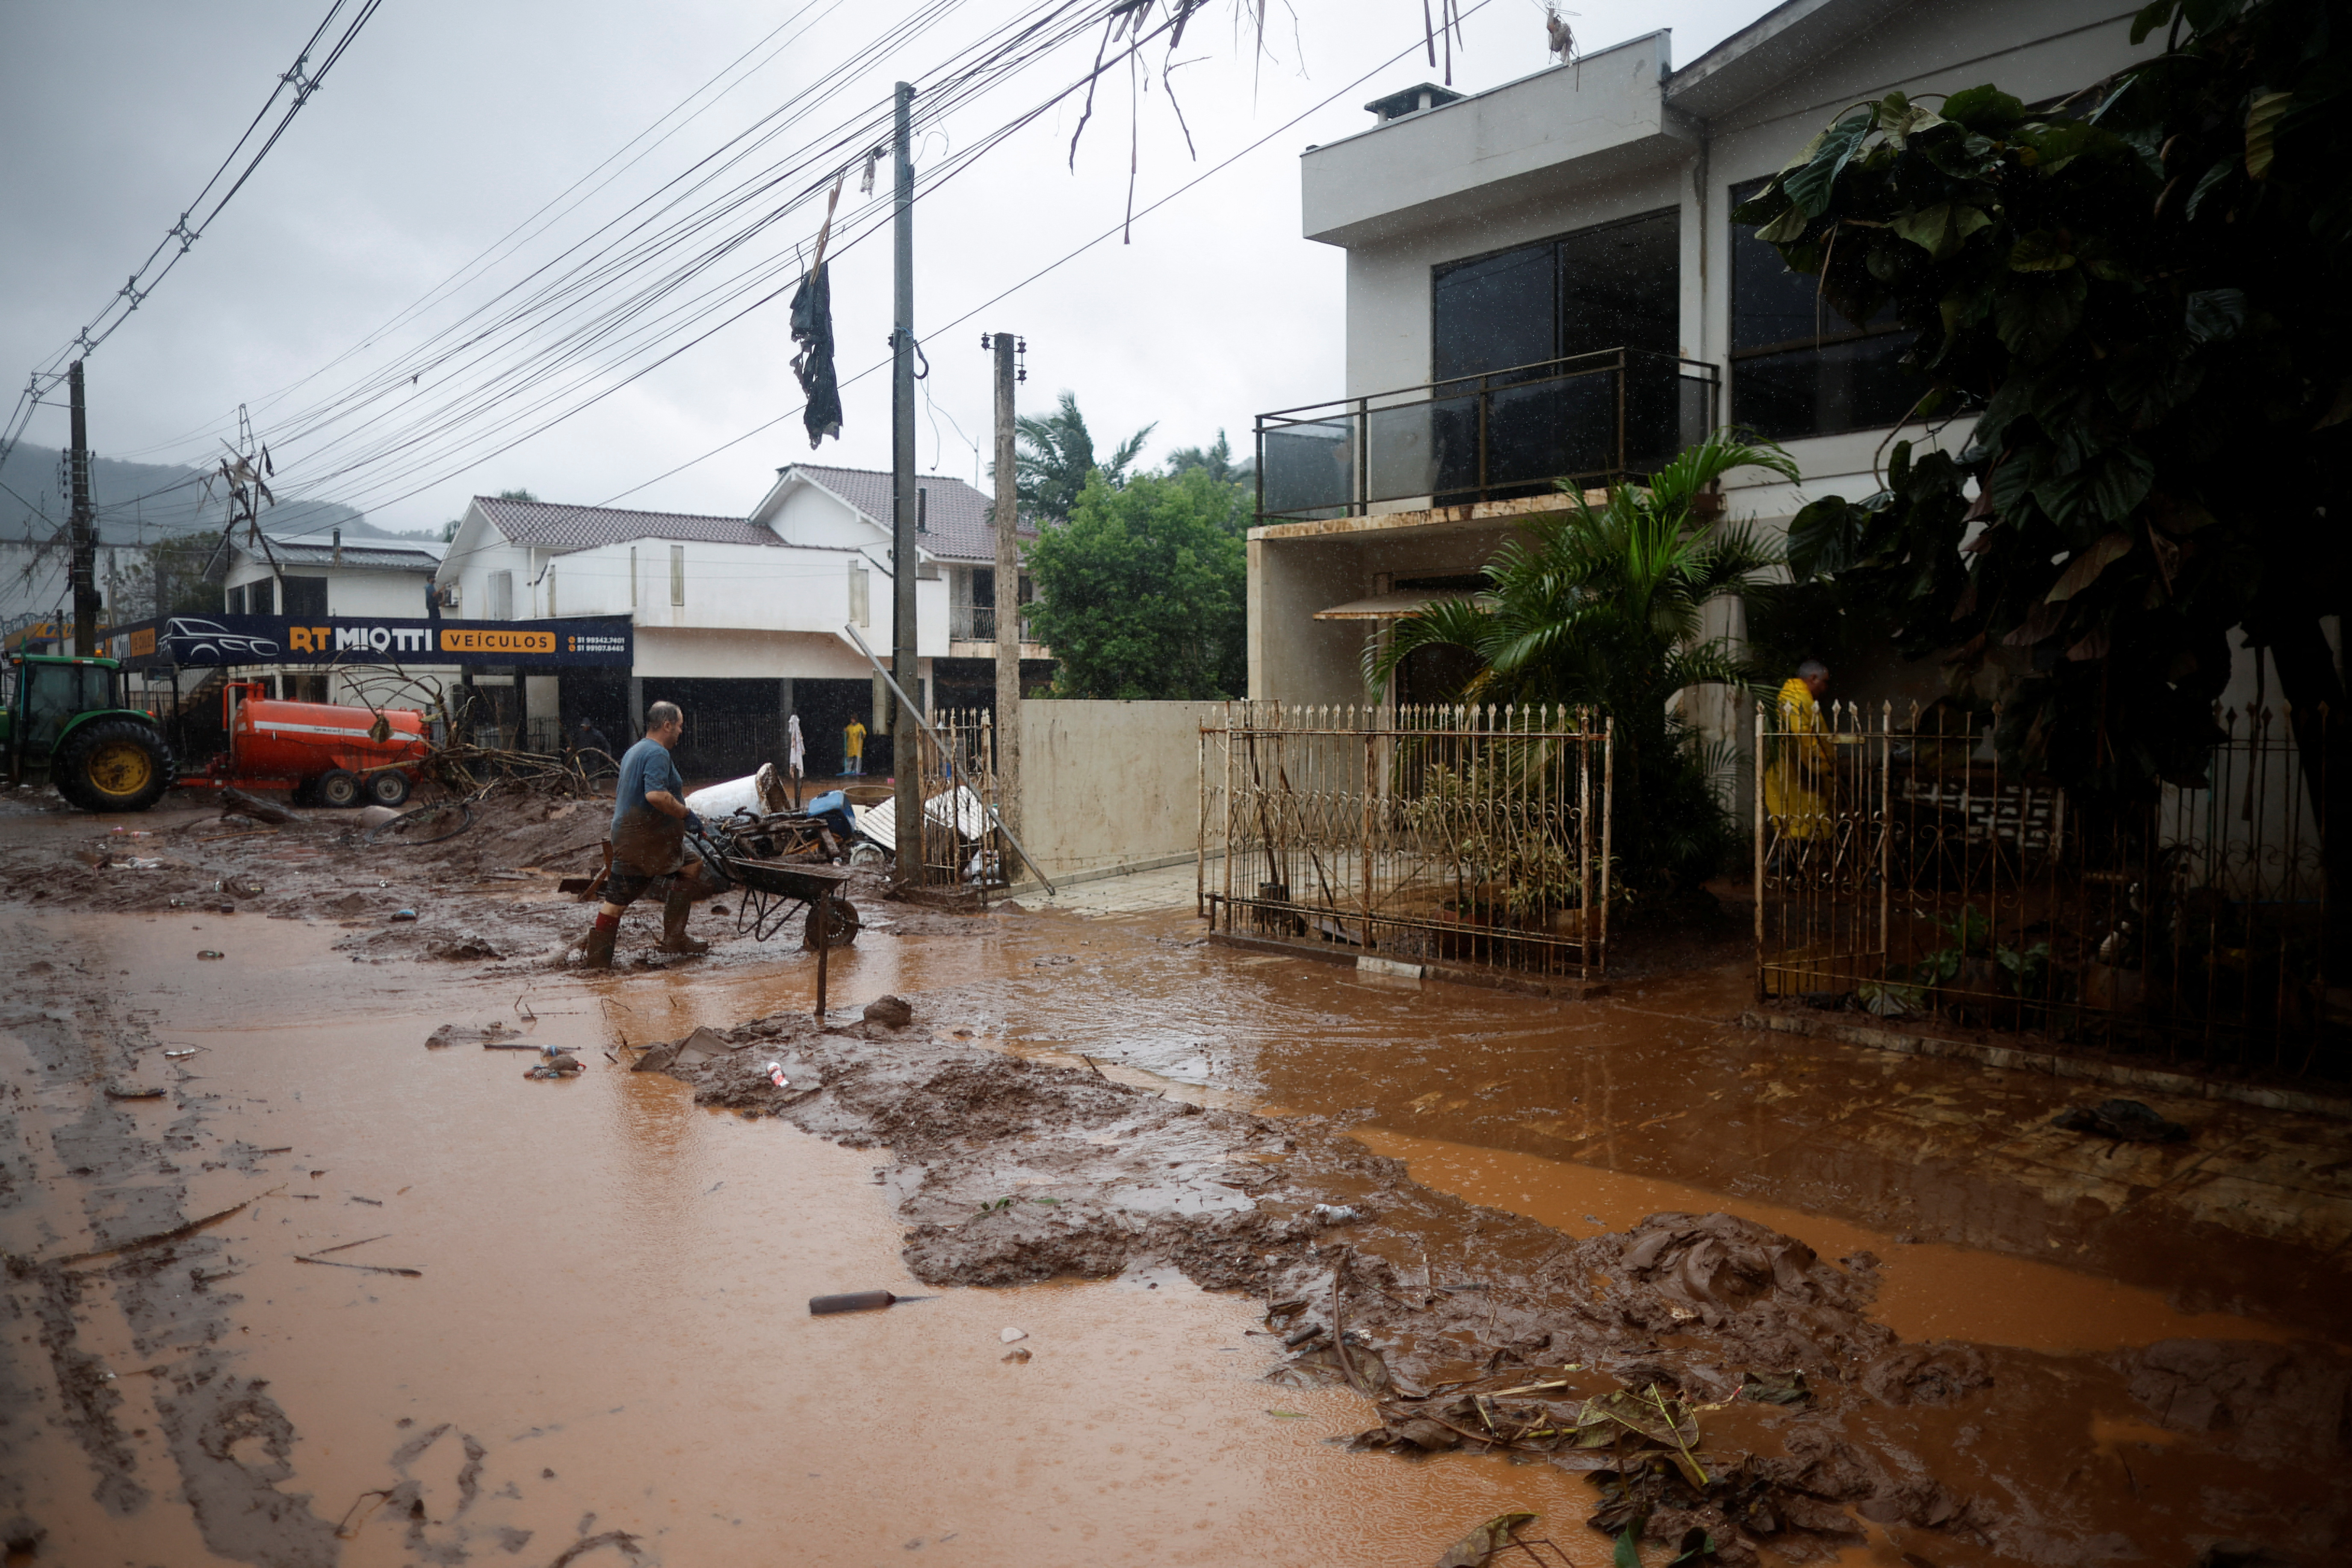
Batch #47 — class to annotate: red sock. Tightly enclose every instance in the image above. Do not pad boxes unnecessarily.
[593,912,620,932]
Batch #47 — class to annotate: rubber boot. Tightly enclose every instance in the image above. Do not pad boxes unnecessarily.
[582,920,618,970]
[659,887,709,955]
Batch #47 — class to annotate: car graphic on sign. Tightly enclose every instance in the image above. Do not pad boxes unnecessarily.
[162,617,281,661]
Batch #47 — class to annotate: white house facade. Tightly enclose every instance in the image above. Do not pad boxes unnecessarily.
[433,466,1047,775]
[1250,0,2159,719]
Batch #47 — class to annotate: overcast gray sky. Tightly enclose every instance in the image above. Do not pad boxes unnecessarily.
[0,0,1764,538]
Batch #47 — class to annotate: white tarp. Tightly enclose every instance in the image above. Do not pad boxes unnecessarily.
[854,785,994,847]
[684,762,789,820]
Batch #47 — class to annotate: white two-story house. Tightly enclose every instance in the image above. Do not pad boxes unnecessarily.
[1250,0,2159,738]
[436,465,1048,776]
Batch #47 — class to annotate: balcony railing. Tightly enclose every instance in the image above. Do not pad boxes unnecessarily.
[1254,347,1720,525]
[948,604,1035,644]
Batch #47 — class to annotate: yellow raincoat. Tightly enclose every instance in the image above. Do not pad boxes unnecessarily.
[1764,676,1833,842]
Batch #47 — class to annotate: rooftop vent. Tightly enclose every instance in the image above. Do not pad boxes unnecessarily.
[1363,83,1465,123]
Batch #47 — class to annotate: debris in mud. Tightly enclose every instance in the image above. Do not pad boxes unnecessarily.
[631,1025,740,1074]
[198,949,225,960]
[2051,1097,2189,1143]
[1433,1510,1537,1568]
[1002,1347,1031,1364]
[525,1050,585,1081]
[1000,1326,1028,1344]
[862,994,913,1028]
[390,908,417,923]
[807,1289,935,1314]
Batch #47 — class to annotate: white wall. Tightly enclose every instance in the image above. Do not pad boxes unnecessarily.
[1014,700,1223,880]
[755,476,892,551]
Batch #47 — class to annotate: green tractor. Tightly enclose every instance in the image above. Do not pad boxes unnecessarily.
[1,653,178,812]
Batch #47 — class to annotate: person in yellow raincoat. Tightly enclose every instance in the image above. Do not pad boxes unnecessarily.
[1765,660,1834,844]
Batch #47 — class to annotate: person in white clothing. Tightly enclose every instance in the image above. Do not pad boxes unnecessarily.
[786,712,806,807]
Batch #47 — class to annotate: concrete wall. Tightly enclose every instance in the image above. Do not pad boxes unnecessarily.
[1013,700,1223,881]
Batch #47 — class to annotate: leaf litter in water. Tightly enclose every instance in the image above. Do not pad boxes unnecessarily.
[1434,1510,1537,1568]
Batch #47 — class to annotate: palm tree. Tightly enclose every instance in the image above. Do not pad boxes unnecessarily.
[1367,431,1798,898]
[1014,392,1154,522]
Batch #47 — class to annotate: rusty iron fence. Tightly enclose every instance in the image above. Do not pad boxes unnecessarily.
[1756,700,2340,1079]
[907,707,1008,895]
[1201,702,1613,980]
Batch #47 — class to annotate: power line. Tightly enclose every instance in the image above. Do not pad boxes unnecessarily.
[0,0,386,471]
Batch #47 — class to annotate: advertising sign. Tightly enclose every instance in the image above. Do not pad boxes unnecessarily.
[103,614,634,670]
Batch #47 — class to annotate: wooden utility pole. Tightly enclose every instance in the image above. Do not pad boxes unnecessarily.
[67,360,99,653]
[991,331,1021,839]
[889,80,921,882]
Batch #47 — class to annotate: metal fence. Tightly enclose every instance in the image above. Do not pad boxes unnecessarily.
[1255,348,1720,524]
[1757,700,2338,1079]
[906,707,1008,893]
[947,605,1035,644]
[1201,702,1612,980]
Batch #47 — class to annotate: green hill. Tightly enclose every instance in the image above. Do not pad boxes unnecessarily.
[0,442,424,547]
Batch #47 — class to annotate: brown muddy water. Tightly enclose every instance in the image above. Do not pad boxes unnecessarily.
[2,845,2346,1566]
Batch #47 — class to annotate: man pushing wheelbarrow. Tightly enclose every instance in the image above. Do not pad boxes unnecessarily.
[582,700,712,968]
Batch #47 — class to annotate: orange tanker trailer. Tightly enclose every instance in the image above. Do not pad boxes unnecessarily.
[194,679,431,808]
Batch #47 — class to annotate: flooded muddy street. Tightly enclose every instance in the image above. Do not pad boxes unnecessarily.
[1,800,2346,1565]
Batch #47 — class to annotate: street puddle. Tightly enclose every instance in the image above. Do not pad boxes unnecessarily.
[1354,1128,2301,1353]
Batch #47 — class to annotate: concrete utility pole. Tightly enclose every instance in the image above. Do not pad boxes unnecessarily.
[67,360,98,653]
[889,80,921,883]
[991,331,1022,840]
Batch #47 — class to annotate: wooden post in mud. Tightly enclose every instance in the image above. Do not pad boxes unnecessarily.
[814,889,830,1020]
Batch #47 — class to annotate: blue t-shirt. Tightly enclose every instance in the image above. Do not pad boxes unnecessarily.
[612,737,685,840]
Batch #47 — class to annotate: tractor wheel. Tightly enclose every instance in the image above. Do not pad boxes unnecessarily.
[366,770,413,807]
[313,769,363,809]
[56,720,176,813]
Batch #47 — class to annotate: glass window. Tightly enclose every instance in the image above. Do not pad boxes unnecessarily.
[489,570,515,620]
[282,576,326,618]
[1730,177,1922,440]
[669,546,685,607]
[1428,211,1682,500]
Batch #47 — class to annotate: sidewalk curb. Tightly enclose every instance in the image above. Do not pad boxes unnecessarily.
[1208,930,1609,1000]
[1738,1009,2352,1121]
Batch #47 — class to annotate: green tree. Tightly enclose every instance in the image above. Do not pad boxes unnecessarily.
[1732,0,2350,929]
[1369,434,1797,899]
[1015,392,1153,522]
[1025,469,1245,699]
[1163,429,1253,535]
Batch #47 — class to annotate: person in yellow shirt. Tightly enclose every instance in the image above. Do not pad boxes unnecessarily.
[843,718,867,777]
[1764,660,1834,844]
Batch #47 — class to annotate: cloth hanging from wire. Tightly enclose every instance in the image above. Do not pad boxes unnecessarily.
[789,177,846,449]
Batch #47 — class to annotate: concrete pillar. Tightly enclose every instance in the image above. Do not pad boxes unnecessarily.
[629,676,645,739]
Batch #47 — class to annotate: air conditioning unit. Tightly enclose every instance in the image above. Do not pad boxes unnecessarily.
[437,583,461,609]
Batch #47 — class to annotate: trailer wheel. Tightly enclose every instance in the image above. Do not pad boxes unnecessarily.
[366,771,413,807]
[56,720,176,813]
[313,769,363,809]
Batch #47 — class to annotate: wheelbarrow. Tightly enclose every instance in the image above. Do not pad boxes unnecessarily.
[718,852,858,1019]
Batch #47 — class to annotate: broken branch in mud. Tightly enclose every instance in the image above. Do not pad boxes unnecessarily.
[312,1234,393,1255]
[27,1190,277,1272]
[295,1254,423,1278]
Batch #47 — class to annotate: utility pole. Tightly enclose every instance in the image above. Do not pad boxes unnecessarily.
[991,331,1022,841]
[889,80,921,884]
[67,361,98,654]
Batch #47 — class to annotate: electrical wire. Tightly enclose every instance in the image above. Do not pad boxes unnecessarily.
[0,0,386,471]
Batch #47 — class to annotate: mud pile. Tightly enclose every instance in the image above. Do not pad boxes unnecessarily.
[638,1001,2352,1565]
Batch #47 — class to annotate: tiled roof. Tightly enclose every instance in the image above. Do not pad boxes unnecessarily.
[474,496,779,550]
[783,464,1032,564]
[258,537,444,570]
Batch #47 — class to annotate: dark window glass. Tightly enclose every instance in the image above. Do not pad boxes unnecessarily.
[282,576,327,618]
[1557,211,1678,357]
[1429,211,1683,500]
[1432,242,1556,383]
[1729,177,1921,438]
